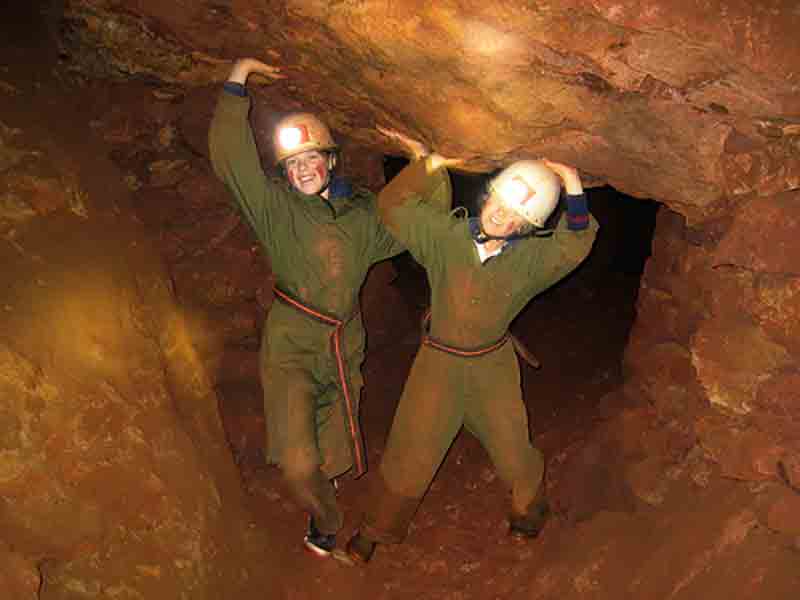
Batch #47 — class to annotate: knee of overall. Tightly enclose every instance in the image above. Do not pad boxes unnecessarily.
[280,445,321,484]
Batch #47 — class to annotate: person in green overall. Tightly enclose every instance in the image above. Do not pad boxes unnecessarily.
[346,129,599,564]
[208,59,449,557]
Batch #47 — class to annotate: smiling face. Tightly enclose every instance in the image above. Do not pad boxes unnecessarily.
[284,150,331,197]
[479,192,528,238]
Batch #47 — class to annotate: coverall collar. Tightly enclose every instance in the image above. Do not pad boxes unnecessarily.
[310,176,355,218]
[327,176,352,200]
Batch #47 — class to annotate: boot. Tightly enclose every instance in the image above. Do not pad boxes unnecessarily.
[509,495,550,539]
[304,517,336,557]
[346,531,377,564]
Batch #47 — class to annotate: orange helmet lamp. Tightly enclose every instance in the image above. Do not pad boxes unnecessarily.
[273,112,337,164]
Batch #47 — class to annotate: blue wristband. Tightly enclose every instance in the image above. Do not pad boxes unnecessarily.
[565,193,589,231]
[223,81,248,97]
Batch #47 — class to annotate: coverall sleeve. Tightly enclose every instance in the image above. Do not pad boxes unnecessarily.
[377,157,453,266]
[366,194,407,263]
[529,207,599,292]
[208,90,285,241]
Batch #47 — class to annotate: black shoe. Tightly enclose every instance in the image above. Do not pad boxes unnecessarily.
[345,531,377,564]
[304,518,336,557]
[509,498,551,539]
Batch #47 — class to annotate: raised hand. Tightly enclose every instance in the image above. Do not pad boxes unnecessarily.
[428,153,465,170]
[377,125,430,161]
[377,126,464,169]
[228,58,285,85]
[542,159,583,194]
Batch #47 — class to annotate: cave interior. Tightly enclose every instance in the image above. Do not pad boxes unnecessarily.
[1,1,799,599]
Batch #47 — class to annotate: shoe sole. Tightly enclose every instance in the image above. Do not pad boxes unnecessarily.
[509,526,543,539]
[303,537,332,558]
[331,549,357,566]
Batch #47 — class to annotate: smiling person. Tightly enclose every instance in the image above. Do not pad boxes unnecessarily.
[208,58,426,558]
[345,131,599,564]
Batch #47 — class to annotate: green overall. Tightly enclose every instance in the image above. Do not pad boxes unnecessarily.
[362,159,599,543]
[208,90,412,535]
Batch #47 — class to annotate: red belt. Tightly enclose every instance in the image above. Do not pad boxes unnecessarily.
[420,310,510,357]
[272,287,367,478]
[420,310,540,368]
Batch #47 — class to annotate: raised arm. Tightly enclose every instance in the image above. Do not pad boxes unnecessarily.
[375,127,464,259]
[528,160,599,290]
[377,127,463,218]
[207,58,284,237]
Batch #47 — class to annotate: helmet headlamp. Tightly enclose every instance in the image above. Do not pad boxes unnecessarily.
[279,124,310,151]
[272,112,337,164]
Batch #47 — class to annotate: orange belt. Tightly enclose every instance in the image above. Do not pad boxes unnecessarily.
[420,310,510,357]
[420,310,541,368]
[272,287,367,478]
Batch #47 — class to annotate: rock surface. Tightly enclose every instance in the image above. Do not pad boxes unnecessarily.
[58,0,800,222]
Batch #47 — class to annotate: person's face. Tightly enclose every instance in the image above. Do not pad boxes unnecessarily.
[480,193,527,238]
[285,150,331,196]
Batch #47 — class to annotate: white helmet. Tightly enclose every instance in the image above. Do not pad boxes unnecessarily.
[273,112,337,164]
[488,160,560,227]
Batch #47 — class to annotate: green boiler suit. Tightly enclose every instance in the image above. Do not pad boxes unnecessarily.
[208,86,407,535]
[362,158,599,543]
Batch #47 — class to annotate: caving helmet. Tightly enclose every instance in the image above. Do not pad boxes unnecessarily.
[487,160,561,228]
[272,112,338,164]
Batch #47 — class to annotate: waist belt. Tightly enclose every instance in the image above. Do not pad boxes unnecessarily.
[273,287,367,478]
[420,310,541,368]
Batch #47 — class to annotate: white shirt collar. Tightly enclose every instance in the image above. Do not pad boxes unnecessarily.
[474,240,506,263]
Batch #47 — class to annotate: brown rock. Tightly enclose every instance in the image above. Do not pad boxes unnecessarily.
[697,422,785,481]
[766,489,800,536]
[713,191,800,277]
[60,0,800,218]
[752,275,800,353]
[624,341,700,419]
[0,542,39,600]
[691,319,792,414]
[754,371,800,422]
[626,456,671,506]
[779,451,800,491]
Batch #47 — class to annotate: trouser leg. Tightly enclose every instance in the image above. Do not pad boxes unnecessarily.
[315,382,356,480]
[465,347,545,520]
[262,363,342,535]
[360,473,423,544]
[362,348,462,543]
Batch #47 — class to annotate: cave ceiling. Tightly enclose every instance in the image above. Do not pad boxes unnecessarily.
[58,0,800,222]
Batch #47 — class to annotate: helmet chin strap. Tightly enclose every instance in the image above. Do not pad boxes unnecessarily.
[475,191,554,244]
[315,174,332,197]
[474,223,553,243]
